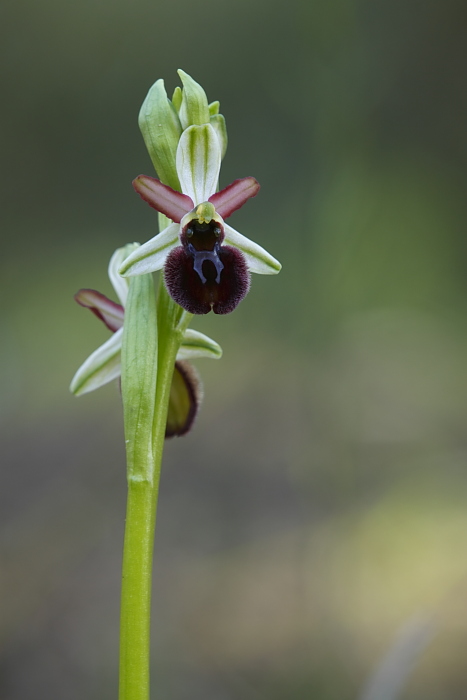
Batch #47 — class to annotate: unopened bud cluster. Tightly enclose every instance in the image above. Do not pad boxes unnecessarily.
[139,70,227,192]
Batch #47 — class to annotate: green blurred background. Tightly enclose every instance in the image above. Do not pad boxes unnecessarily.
[2,0,467,698]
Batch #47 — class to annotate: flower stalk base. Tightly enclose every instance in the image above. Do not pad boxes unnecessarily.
[119,267,191,700]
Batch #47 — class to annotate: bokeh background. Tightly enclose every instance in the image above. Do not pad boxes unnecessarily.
[2,0,467,698]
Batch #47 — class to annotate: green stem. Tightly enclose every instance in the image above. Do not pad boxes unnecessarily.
[119,479,157,700]
[119,273,191,700]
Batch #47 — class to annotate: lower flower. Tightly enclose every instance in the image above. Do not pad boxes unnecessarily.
[70,244,222,437]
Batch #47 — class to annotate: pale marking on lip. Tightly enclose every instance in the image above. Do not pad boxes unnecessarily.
[188,244,224,284]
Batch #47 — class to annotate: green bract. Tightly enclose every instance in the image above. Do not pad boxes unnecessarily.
[139,80,182,191]
[121,271,158,476]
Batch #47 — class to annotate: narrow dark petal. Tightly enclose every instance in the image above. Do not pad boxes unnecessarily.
[208,177,260,219]
[164,245,250,315]
[133,175,193,223]
[166,361,202,438]
[75,289,124,332]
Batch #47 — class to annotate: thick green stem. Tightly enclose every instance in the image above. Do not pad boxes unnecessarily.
[119,479,158,700]
[119,272,191,700]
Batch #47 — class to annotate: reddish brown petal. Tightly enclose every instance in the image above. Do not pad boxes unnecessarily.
[74,289,124,332]
[208,177,260,219]
[133,175,193,223]
[164,245,250,315]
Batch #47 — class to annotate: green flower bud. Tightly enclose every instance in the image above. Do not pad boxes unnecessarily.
[138,79,182,191]
[208,101,220,116]
[172,86,183,113]
[177,69,210,130]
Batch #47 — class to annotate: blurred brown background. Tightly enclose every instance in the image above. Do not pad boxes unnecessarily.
[2,0,467,698]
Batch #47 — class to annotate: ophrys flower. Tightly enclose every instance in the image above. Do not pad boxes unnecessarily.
[119,123,281,314]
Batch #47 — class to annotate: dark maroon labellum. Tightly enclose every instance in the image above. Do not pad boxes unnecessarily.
[165,219,250,314]
[165,246,250,314]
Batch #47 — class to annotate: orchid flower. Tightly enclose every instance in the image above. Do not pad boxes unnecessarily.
[119,123,281,314]
[70,244,222,435]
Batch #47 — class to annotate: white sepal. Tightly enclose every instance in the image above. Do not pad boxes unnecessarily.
[223,223,282,275]
[108,243,139,305]
[70,327,123,396]
[176,124,221,205]
[177,329,222,361]
[119,223,180,277]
